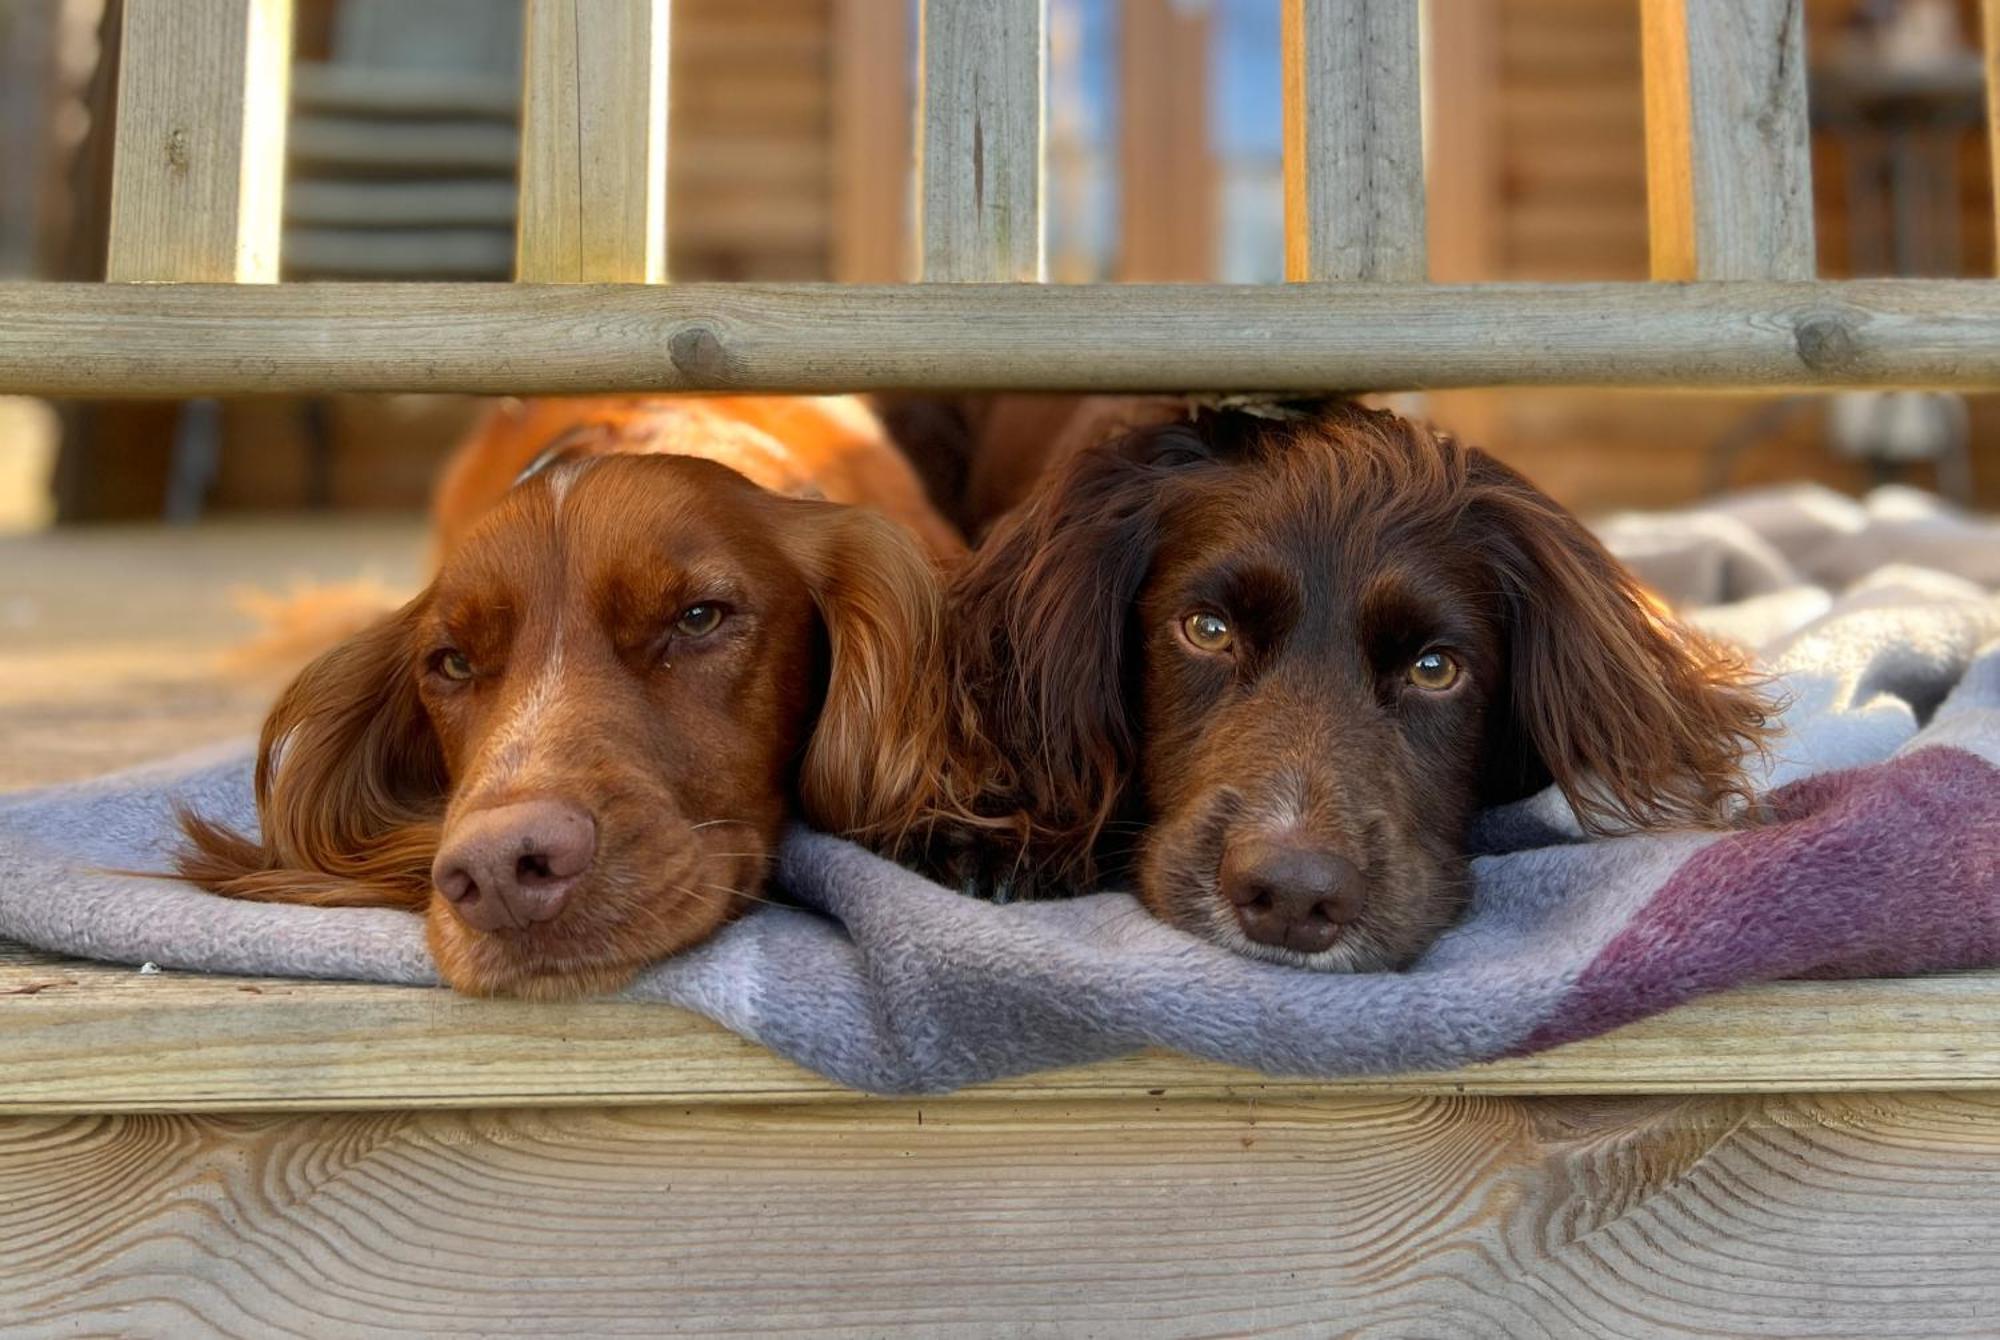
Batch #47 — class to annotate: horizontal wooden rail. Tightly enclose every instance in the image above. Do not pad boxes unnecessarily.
[1,280,1997,395]
[5,946,2000,1112]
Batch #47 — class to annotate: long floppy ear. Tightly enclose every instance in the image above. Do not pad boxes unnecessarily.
[1469,451,1771,832]
[783,504,951,847]
[177,596,446,907]
[944,420,1221,874]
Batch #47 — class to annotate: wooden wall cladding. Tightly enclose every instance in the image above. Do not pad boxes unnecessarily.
[1493,0,1652,281]
[1481,0,1993,282]
[671,0,837,280]
[1435,0,1998,514]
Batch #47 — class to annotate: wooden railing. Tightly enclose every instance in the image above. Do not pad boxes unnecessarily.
[0,0,1995,398]
[4,1,2000,1121]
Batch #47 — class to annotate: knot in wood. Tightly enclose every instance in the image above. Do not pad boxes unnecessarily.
[669,325,730,383]
[1794,311,1859,376]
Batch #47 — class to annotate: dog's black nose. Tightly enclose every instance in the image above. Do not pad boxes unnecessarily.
[1220,839,1365,955]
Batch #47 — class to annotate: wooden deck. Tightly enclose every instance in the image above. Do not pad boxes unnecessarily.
[5,521,2000,1334]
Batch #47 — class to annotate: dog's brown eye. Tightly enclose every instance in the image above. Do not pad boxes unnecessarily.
[675,603,725,637]
[433,649,474,682]
[1181,611,1234,653]
[1407,649,1460,691]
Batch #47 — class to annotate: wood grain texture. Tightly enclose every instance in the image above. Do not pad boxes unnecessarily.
[1641,0,1815,280]
[2,278,1999,395]
[918,0,1045,281]
[831,0,914,282]
[5,1092,2000,1334]
[1116,0,1217,282]
[105,0,291,282]
[7,944,2000,1113]
[1283,0,1426,282]
[516,0,670,283]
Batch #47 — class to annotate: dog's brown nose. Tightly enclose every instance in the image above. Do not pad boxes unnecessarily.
[1221,839,1364,955]
[432,799,596,933]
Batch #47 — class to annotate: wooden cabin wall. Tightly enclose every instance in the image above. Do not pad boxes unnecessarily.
[1810,0,1995,278]
[1456,0,1993,283]
[671,0,838,281]
[1429,0,2000,516]
[1493,0,1649,283]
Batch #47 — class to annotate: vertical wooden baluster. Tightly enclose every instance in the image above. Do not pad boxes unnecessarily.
[517,0,671,283]
[106,0,292,282]
[918,0,1046,282]
[1641,0,1815,280]
[1282,0,1426,283]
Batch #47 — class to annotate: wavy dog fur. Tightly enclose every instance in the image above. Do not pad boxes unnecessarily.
[180,398,956,997]
[918,400,1770,965]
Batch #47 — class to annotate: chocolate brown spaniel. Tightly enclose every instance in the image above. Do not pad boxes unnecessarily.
[921,400,1770,970]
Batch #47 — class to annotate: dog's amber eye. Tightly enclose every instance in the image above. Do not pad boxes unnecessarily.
[433,649,474,682]
[675,603,725,637]
[1181,611,1234,653]
[1407,649,1460,691]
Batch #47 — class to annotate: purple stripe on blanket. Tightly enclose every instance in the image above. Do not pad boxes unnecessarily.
[1519,745,2000,1052]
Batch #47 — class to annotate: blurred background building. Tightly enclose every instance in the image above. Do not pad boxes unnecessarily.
[0,0,1994,526]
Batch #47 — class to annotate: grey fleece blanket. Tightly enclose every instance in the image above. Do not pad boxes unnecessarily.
[4,484,1999,1094]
